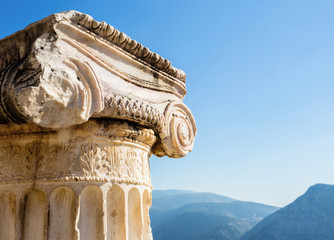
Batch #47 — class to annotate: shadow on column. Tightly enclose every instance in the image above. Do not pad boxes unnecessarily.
[107,185,126,240]
[23,189,46,240]
[79,185,104,240]
[0,191,16,240]
[143,190,153,240]
[128,188,143,240]
[49,187,76,240]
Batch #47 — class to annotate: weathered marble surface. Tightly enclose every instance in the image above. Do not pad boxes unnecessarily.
[0,120,154,240]
[0,10,196,158]
[0,11,196,240]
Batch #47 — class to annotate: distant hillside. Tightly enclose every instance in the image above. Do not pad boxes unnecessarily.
[150,190,278,240]
[152,190,235,212]
[153,190,196,198]
[240,184,334,240]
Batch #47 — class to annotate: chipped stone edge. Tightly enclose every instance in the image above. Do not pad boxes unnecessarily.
[0,10,186,82]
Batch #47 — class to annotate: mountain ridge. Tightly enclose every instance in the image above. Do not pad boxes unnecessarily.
[150,189,279,240]
[240,183,334,240]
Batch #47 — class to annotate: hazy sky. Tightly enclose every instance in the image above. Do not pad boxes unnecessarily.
[2,0,334,207]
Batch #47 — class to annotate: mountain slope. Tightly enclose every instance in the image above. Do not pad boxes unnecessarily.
[150,190,236,233]
[240,184,334,240]
[151,190,235,212]
[153,211,248,240]
[150,190,279,240]
[153,190,196,198]
[178,201,279,225]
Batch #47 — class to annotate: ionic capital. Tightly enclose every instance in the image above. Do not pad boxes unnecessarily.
[0,11,196,158]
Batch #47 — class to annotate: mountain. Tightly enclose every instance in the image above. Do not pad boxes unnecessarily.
[150,190,236,234]
[150,190,279,240]
[240,184,334,240]
[153,190,196,198]
[151,190,235,212]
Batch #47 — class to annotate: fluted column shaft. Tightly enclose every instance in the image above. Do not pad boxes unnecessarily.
[0,120,153,240]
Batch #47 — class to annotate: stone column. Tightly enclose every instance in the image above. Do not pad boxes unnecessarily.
[0,11,196,240]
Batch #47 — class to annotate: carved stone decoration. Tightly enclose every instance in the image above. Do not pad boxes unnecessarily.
[1,54,104,128]
[0,11,196,240]
[100,93,165,132]
[73,12,187,82]
[0,120,155,239]
[0,120,154,187]
[0,10,196,158]
[158,102,197,158]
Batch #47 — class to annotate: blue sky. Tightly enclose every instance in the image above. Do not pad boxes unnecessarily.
[2,1,334,207]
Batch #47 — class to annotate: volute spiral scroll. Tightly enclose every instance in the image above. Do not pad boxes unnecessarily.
[0,57,37,124]
[159,102,197,158]
[0,55,104,128]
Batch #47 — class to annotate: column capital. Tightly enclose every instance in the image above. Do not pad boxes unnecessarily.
[0,120,155,186]
[0,11,196,158]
